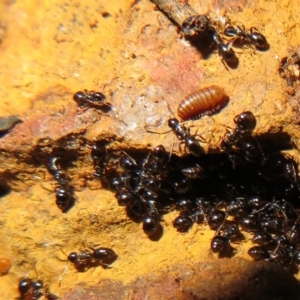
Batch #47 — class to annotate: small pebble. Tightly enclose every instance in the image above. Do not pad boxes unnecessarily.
[0,257,11,275]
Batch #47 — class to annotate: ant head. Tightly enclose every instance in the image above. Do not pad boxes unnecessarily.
[153,145,166,161]
[56,188,72,205]
[234,111,256,131]
[120,152,138,170]
[18,278,33,294]
[73,91,86,103]
[143,214,160,236]
[173,215,193,232]
[32,279,44,290]
[211,235,228,253]
[168,118,179,129]
[67,252,78,263]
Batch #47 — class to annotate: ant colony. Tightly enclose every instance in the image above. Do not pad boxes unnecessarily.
[68,111,300,273]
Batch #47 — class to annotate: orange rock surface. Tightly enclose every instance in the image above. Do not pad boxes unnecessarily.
[1,0,300,299]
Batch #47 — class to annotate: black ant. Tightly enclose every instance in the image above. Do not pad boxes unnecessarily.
[173,207,205,232]
[181,163,205,179]
[211,30,238,66]
[142,199,161,237]
[17,260,58,300]
[252,231,273,245]
[222,224,243,240]
[211,224,242,257]
[175,198,194,212]
[248,242,295,269]
[239,215,260,232]
[225,197,251,220]
[211,198,250,234]
[168,118,205,157]
[48,156,75,212]
[112,147,172,238]
[207,210,226,231]
[248,245,270,260]
[18,278,34,300]
[251,199,294,233]
[180,14,239,67]
[260,155,298,185]
[220,111,263,167]
[116,188,137,206]
[91,141,111,179]
[211,235,230,254]
[221,111,257,151]
[73,89,109,110]
[224,25,269,50]
[289,220,300,244]
[234,111,257,132]
[181,14,211,37]
[66,246,117,272]
[142,145,168,176]
[171,177,192,194]
[259,234,290,253]
[18,279,58,300]
[119,152,139,172]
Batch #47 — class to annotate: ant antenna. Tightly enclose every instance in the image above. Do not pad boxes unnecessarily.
[59,248,69,259]
[102,76,120,92]
[215,214,228,236]
[33,261,39,280]
[144,98,175,134]
[144,126,171,135]
[99,262,114,269]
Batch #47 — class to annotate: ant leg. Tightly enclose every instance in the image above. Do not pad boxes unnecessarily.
[144,125,172,135]
[194,132,207,144]
[252,202,271,215]
[121,151,138,163]
[141,151,152,169]
[215,213,228,235]
[273,239,284,256]
[178,140,186,156]
[250,26,259,34]
[83,89,91,95]
[76,103,90,114]
[99,262,114,269]
[220,56,231,72]
[210,136,222,149]
[168,140,175,161]
[230,37,251,53]
[183,123,206,143]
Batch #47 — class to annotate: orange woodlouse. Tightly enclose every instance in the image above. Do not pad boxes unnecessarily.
[177,85,229,121]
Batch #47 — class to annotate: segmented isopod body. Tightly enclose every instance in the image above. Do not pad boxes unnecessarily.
[177,85,229,121]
